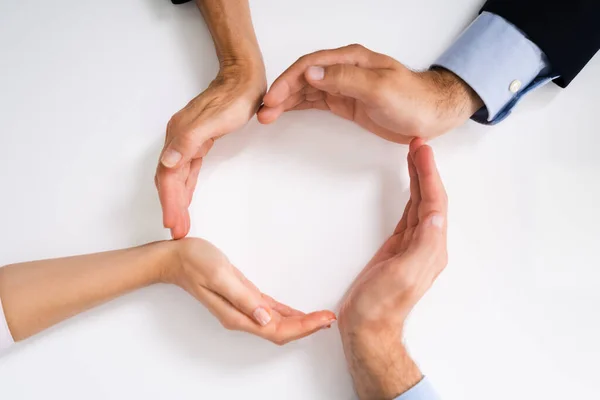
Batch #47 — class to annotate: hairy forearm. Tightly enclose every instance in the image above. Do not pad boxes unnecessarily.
[344,327,423,400]
[426,67,483,126]
[196,0,263,69]
[0,242,174,341]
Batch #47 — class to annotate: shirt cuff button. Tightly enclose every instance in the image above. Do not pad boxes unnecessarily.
[509,79,522,93]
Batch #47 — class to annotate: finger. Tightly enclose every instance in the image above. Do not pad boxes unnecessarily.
[406,151,421,229]
[264,44,394,108]
[200,286,334,344]
[194,138,215,158]
[262,294,305,317]
[156,162,191,239]
[160,119,219,169]
[257,91,306,124]
[186,158,203,206]
[305,90,324,102]
[408,139,448,254]
[266,311,336,345]
[170,205,190,240]
[208,265,274,327]
[411,139,447,223]
[288,99,330,112]
[197,285,259,331]
[393,198,412,235]
[304,64,382,104]
[185,139,215,205]
[232,269,306,318]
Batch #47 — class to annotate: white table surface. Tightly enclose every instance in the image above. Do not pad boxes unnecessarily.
[1,1,599,399]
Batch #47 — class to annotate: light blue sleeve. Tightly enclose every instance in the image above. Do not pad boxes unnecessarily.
[393,377,440,400]
[433,11,558,125]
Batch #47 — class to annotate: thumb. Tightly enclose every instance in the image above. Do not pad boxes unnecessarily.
[161,119,217,168]
[304,64,380,102]
[160,131,200,169]
[210,269,274,327]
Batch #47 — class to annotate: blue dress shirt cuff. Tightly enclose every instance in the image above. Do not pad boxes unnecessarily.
[433,11,554,124]
[393,377,440,400]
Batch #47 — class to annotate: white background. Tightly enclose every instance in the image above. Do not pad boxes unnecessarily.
[0,0,599,399]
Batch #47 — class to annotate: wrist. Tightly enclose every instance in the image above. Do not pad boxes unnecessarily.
[216,56,266,94]
[341,324,422,400]
[425,67,483,127]
[152,241,180,285]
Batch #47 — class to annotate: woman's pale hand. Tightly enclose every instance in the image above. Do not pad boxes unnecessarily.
[163,238,336,345]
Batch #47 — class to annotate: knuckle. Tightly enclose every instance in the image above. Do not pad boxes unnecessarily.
[395,269,418,292]
[347,43,365,52]
[167,113,184,133]
[297,54,311,66]
[205,265,227,290]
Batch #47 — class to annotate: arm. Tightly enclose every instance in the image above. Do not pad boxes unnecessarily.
[195,0,264,72]
[0,238,335,350]
[482,0,600,87]
[259,1,599,135]
[339,139,447,399]
[434,0,600,124]
[0,243,172,341]
[157,0,266,239]
[344,329,425,399]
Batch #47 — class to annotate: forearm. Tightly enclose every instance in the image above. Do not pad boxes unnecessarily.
[0,241,175,341]
[196,0,264,70]
[344,327,423,400]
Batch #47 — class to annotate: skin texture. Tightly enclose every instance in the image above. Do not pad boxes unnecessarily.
[155,0,266,239]
[0,238,335,345]
[338,139,449,399]
[258,44,483,144]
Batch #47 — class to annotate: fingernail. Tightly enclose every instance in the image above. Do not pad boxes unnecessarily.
[429,215,445,229]
[307,66,325,81]
[320,316,337,328]
[253,307,272,326]
[161,149,182,168]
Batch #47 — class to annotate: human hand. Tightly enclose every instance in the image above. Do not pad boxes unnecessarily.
[156,63,266,239]
[258,44,482,144]
[162,238,336,345]
[338,139,448,399]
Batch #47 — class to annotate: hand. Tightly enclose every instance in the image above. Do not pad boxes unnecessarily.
[156,63,266,239]
[162,238,336,345]
[258,44,482,144]
[338,139,448,399]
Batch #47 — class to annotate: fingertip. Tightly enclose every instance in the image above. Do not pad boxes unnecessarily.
[413,143,435,173]
[170,218,189,240]
[257,106,281,124]
[310,310,337,324]
[263,85,284,108]
[409,137,426,156]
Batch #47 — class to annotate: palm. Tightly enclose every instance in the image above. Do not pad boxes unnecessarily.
[340,139,448,327]
[288,91,414,144]
[156,76,264,239]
